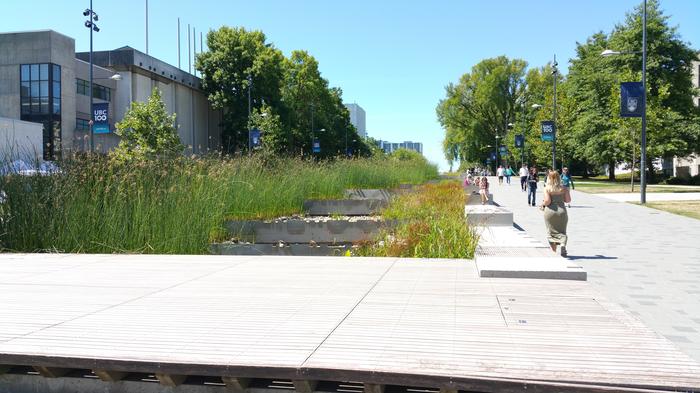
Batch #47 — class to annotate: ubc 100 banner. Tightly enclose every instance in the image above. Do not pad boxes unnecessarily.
[92,103,110,134]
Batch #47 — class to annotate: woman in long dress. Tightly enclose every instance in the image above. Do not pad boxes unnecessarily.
[541,170,571,257]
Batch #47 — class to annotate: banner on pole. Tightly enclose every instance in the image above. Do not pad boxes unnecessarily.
[248,128,261,150]
[490,152,497,161]
[92,103,110,134]
[499,145,507,154]
[515,134,524,148]
[313,138,321,153]
[620,82,644,118]
[541,121,555,142]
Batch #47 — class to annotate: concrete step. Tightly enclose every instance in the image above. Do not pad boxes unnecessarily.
[224,218,396,243]
[465,205,513,226]
[210,242,354,256]
[475,256,587,281]
[303,199,387,216]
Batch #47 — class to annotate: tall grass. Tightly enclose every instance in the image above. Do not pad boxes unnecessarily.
[0,155,438,254]
[357,182,479,259]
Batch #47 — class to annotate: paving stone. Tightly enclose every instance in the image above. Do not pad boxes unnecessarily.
[488,179,700,362]
[674,326,699,333]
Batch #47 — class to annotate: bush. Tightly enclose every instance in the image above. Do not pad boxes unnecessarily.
[665,175,700,186]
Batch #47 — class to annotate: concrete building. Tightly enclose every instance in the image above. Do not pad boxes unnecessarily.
[671,55,700,178]
[344,103,366,138]
[0,30,220,160]
[376,140,423,155]
[0,117,43,164]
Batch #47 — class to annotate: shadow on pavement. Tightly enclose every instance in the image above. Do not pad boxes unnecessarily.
[567,255,618,261]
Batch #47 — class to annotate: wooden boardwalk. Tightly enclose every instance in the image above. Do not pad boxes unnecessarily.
[1,253,699,392]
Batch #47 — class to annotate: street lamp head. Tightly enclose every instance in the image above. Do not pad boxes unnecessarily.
[531,104,543,109]
[601,49,620,57]
[83,9,90,16]
[320,128,326,132]
[93,25,100,33]
[110,74,122,81]
[507,123,514,128]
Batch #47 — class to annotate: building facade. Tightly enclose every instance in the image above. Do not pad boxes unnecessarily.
[0,30,221,160]
[344,103,366,138]
[376,140,423,155]
[671,55,700,178]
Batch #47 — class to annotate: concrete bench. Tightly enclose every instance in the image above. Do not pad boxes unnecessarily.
[465,205,512,226]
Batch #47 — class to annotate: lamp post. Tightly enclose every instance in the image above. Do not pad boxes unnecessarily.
[552,54,559,171]
[83,2,99,153]
[601,1,647,204]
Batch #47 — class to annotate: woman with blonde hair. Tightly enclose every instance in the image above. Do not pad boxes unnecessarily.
[540,170,571,256]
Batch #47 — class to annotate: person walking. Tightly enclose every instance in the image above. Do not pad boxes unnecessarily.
[540,170,572,257]
[496,165,504,185]
[526,166,539,206]
[561,167,575,208]
[519,164,528,191]
[479,177,490,205]
[504,165,513,185]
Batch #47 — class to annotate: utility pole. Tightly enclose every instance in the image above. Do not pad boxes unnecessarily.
[552,54,558,170]
[640,0,648,203]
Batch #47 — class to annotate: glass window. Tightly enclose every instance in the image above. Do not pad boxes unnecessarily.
[39,64,49,80]
[20,81,30,97]
[53,81,61,97]
[53,64,61,82]
[40,81,48,97]
[21,97,30,115]
[53,98,61,115]
[31,97,40,113]
[30,64,39,81]
[21,65,30,81]
[39,97,49,114]
[30,81,39,97]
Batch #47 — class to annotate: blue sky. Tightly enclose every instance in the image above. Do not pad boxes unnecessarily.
[4,0,699,170]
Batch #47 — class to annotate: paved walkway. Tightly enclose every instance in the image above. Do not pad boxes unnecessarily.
[488,179,700,362]
[595,192,700,202]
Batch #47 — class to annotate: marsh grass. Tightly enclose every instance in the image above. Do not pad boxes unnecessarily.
[357,182,478,259]
[0,155,438,254]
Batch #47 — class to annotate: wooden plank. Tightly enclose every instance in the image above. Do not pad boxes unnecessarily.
[364,383,384,393]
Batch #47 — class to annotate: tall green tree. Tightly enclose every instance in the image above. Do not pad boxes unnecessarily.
[437,56,527,169]
[196,27,285,154]
[112,88,183,161]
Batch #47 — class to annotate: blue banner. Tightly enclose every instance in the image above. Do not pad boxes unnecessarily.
[312,138,321,153]
[541,121,555,142]
[499,145,507,154]
[490,152,497,161]
[620,82,644,118]
[249,128,261,150]
[515,134,524,148]
[92,103,109,134]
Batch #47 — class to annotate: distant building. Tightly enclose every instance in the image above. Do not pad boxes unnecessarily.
[344,103,366,138]
[0,30,221,160]
[671,53,700,178]
[376,140,423,155]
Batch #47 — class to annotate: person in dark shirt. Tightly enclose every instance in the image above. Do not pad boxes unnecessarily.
[527,167,539,206]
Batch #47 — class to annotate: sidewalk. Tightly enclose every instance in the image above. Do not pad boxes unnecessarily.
[487,178,700,361]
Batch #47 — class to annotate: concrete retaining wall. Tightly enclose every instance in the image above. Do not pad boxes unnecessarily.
[224,219,396,244]
[303,199,386,216]
[465,205,513,227]
[210,242,353,256]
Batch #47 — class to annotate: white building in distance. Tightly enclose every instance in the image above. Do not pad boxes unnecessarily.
[376,140,423,155]
[344,103,366,138]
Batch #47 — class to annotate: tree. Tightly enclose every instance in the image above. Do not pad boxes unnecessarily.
[196,27,285,154]
[112,88,183,161]
[248,104,284,154]
[437,56,527,170]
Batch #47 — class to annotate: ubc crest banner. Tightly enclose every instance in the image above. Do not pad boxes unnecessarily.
[620,82,644,118]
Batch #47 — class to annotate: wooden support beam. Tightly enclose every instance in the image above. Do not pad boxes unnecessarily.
[33,366,70,378]
[93,369,128,382]
[155,373,187,387]
[293,379,318,393]
[364,383,384,393]
[222,377,251,393]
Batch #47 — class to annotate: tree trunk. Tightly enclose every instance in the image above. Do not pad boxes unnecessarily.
[608,161,616,181]
[646,158,655,184]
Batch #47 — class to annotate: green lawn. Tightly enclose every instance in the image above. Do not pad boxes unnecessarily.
[635,201,700,220]
[573,180,700,194]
